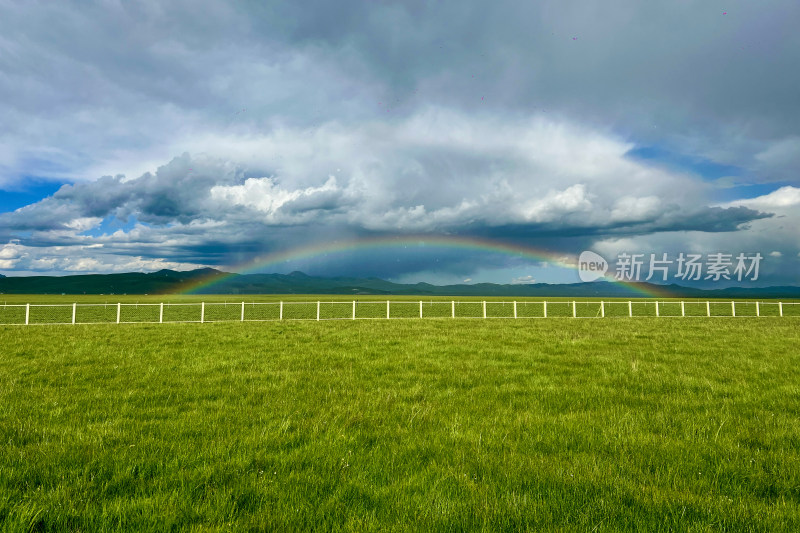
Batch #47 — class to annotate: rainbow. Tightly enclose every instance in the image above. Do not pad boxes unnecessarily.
[172,235,673,297]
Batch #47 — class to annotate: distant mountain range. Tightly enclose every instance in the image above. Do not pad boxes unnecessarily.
[1,268,799,298]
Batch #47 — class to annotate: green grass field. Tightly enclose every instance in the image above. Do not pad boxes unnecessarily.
[1,307,799,531]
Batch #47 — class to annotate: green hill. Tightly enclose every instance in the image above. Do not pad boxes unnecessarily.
[1,269,799,298]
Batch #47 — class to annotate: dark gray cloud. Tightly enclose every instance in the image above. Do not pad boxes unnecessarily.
[3,0,799,185]
[242,0,800,166]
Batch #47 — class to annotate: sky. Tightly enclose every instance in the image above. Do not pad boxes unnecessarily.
[1,0,799,286]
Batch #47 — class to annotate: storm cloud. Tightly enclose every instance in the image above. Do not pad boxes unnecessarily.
[0,1,798,284]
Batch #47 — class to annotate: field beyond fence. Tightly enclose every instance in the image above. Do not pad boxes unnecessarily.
[1,298,798,325]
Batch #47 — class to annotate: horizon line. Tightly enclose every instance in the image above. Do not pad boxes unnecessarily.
[1,267,796,291]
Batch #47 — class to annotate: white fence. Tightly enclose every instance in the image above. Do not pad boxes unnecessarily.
[0,300,798,325]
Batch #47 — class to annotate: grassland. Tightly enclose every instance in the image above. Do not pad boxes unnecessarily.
[1,310,799,531]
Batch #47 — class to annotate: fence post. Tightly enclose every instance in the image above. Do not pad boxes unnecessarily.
[543,301,547,318]
[681,301,685,317]
[317,301,320,321]
[572,301,576,318]
[600,301,605,318]
[482,301,486,319]
[420,300,423,319]
[353,300,356,320]
[706,300,711,317]
[628,300,632,318]
[731,301,735,317]
[756,301,760,317]
[387,300,390,319]
[159,302,164,324]
[280,301,283,321]
[241,302,245,322]
[514,301,517,319]
[25,303,30,325]
[452,300,455,319]
[72,303,76,325]
[116,302,121,324]
[201,302,205,323]
[655,301,659,318]
[779,302,783,317]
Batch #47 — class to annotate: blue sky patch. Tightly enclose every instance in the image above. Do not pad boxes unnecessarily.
[80,215,143,237]
[713,181,792,203]
[0,179,68,214]
[626,145,742,181]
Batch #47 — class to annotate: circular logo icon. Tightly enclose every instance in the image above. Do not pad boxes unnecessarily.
[578,251,608,282]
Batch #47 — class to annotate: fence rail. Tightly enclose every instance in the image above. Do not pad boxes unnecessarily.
[1,300,798,325]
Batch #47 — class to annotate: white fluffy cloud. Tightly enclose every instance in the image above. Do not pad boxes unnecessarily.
[726,186,800,209]
[169,110,746,235]
[591,186,800,286]
[0,109,772,276]
[0,240,202,274]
